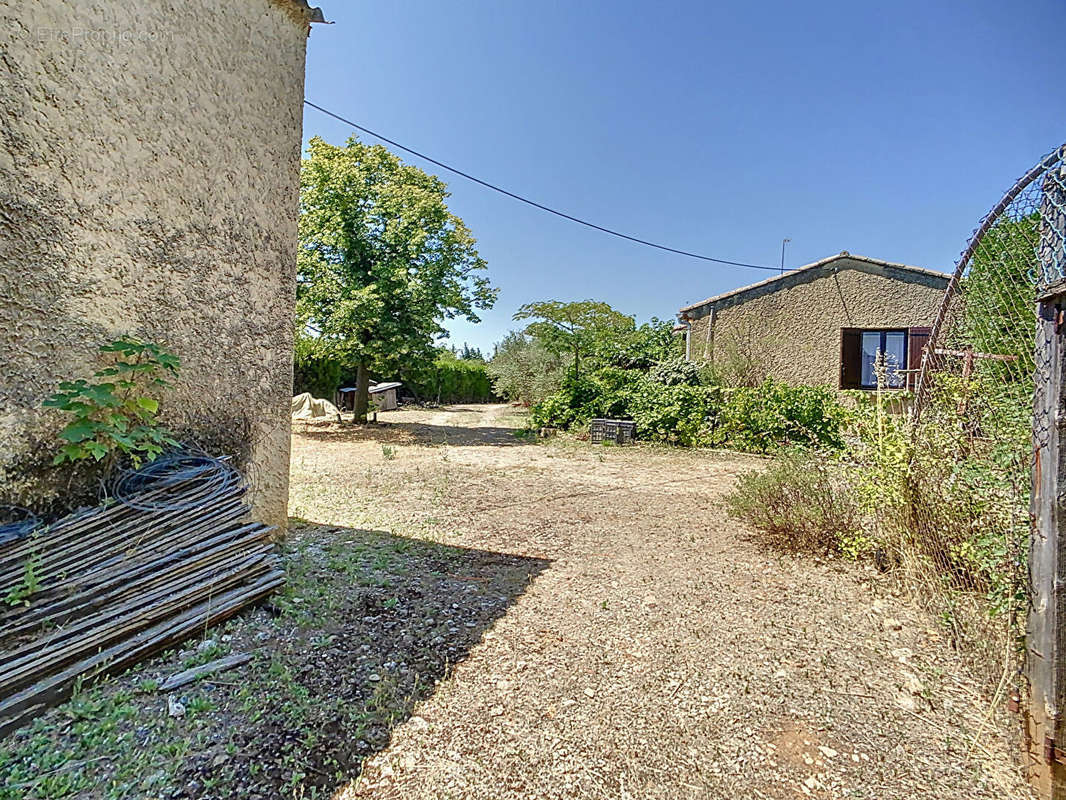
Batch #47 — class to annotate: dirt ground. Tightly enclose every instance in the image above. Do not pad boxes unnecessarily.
[292,404,1031,800]
[0,403,1034,799]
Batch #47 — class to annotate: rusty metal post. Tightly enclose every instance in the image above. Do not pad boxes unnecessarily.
[1029,153,1066,797]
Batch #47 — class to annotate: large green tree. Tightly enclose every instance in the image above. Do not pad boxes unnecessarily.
[513,300,633,381]
[297,136,497,420]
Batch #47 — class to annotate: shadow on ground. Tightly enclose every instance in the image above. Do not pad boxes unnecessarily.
[178,522,551,797]
[0,523,550,800]
[296,422,533,447]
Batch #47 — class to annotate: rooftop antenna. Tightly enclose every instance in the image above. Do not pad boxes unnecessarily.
[780,238,791,275]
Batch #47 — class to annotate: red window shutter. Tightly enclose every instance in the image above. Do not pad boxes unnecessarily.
[840,329,861,389]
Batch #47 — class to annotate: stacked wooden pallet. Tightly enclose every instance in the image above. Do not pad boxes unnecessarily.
[0,458,283,736]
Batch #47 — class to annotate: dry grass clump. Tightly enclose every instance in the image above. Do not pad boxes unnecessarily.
[725,452,863,555]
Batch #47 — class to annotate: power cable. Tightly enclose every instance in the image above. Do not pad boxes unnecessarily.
[304,99,782,273]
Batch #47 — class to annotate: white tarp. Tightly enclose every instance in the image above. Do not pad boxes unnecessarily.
[291,392,341,421]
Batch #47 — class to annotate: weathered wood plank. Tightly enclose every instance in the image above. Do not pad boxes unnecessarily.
[157,653,252,692]
[0,569,284,737]
[1028,153,1066,797]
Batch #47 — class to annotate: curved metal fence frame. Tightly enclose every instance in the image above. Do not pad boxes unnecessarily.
[912,144,1066,423]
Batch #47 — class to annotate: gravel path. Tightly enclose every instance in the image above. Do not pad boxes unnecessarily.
[289,405,1032,800]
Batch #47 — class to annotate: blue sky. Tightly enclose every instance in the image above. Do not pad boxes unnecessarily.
[302,0,1066,354]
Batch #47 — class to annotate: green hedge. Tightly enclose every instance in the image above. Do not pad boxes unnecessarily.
[404,357,494,403]
[293,343,494,405]
[530,371,845,452]
[293,349,343,400]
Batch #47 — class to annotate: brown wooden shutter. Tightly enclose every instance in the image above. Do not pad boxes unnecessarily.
[907,327,932,370]
[840,328,861,389]
[907,327,931,389]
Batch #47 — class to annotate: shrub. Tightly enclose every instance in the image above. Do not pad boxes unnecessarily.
[589,318,679,370]
[713,380,846,453]
[586,367,633,419]
[529,392,575,430]
[293,337,343,400]
[849,374,1029,613]
[432,358,492,403]
[531,372,845,451]
[624,379,719,446]
[403,353,494,403]
[961,213,1037,375]
[492,316,678,405]
[43,337,180,467]
[487,332,568,405]
[529,370,718,446]
[725,453,866,555]
[529,375,603,429]
[649,356,702,387]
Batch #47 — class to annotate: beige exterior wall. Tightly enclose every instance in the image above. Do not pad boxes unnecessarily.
[685,259,948,387]
[0,0,315,526]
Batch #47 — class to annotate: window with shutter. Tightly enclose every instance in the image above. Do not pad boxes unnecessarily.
[840,328,910,389]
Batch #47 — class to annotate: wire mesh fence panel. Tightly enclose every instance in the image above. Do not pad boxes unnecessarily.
[902,145,1066,694]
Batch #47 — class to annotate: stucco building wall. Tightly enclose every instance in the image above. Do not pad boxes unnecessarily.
[682,257,950,387]
[0,0,317,526]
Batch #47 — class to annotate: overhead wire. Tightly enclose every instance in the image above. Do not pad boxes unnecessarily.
[303,100,783,273]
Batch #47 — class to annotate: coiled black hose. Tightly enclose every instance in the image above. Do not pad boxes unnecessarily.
[110,452,245,512]
[0,506,38,546]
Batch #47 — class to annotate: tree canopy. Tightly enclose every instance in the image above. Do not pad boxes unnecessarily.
[588,317,677,371]
[513,300,633,380]
[487,331,568,405]
[960,212,1038,374]
[297,136,497,419]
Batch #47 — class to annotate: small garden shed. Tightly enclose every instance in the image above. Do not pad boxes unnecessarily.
[677,253,951,389]
[369,382,402,411]
[337,382,401,413]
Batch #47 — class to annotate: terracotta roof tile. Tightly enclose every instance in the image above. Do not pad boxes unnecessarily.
[677,252,950,315]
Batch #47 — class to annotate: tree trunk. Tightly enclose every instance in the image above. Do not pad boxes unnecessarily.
[353,362,371,423]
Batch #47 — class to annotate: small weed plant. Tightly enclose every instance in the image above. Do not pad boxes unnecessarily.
[43,336,180,467]
[4,552,40,607]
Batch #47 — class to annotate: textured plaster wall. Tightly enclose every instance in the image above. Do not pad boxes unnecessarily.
[685,260,949,387]
[0,0,312,526]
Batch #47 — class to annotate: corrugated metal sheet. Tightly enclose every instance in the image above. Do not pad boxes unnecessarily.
[369,382,402,394]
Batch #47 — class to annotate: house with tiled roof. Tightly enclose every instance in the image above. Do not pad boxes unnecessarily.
[677,253,950,389]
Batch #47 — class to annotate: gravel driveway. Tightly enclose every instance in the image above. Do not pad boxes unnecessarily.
[289,404,1031,800]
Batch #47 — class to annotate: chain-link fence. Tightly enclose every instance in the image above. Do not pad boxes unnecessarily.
[898,145,1066,691]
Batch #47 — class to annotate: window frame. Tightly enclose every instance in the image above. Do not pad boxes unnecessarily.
[840,327,911,390]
